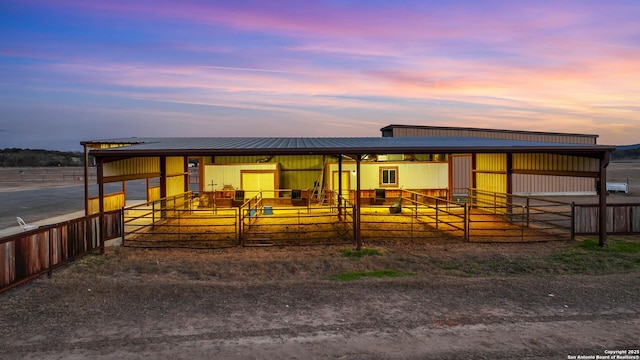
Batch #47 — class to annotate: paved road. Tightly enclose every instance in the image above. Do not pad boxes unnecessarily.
[0,181,149,231]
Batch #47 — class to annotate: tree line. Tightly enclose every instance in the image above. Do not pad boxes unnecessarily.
[0,148,85,167]
[611,145,640,160]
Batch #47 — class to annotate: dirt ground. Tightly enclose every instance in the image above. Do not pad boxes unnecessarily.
[1,242,639,359]
[1,162,640,359]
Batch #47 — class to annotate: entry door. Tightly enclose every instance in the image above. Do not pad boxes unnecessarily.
[241,172,275,199]
[332,171,351,203]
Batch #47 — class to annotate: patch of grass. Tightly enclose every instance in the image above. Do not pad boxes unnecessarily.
[331,269,411,281]
[579,238,640,253]
[339,248,381,258]
[438,238,640,276]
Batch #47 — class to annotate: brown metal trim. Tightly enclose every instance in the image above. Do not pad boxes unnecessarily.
[473,169,507,174]
[160,156,167,200]
[88,145,615,159]
[103,173,161,183]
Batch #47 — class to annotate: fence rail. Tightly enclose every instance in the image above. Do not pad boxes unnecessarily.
[468,189,573,242]
[4,188,640,293]
[574,203,640,235]
[0,211,121,294]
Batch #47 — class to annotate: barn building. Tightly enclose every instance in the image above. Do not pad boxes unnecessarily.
[81,125,615,249]
[381,124,600,197]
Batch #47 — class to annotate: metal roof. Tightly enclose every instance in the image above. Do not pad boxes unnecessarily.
[85,136,615,158]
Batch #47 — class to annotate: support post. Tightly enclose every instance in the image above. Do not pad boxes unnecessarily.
[97,160,105,254]
[356,155,362,251]
[338,155,343,220]
[83,144,90,217]
[571,202,575,240]
[506,153,513,215]
[598,152,610,247]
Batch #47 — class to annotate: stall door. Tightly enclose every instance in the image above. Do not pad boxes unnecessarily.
[241,171,275,199]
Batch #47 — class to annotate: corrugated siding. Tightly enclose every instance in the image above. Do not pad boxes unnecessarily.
[451,155,471,195]
[215,155,325,169]
[215,155,326,190]
[166,176,185,197]
[475,154,507,204]
[513,175,595,195]
[281,171,319,190]
[476,173,507,194]
[87,193,125,214]
[513,154,599,172]
[390,127,596,144]
[166,156,184,174]
[476,154,506,172]
[104,157,159,178]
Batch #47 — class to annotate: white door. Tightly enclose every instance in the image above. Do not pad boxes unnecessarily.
[241,172,275,199]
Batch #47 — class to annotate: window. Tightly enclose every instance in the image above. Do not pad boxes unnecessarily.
[380,167,398,187]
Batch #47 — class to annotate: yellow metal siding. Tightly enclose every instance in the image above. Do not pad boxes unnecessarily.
[87,193,125,214]
[513,154,599,172]
[476,154,506,172]
[476,173,507,193]
[215,155,326,168]
[166,176,185,197]
[214,155,326,191]
[165,156,184,174]
[103,157,159,178]
[148,186,161,202]
[281,171,318,190]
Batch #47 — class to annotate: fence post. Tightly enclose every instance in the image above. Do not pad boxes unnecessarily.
[526,198,530,227]
[464,203,469,242]
[571,202,575,240]
[521,205,525,242]
[121,208,126,247]
[435,198,439,230]
[352,205,357,246]
[239,208,243,245]
[48,228,53,278]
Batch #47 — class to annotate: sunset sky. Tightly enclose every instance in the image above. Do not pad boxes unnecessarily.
[1,0,639,151]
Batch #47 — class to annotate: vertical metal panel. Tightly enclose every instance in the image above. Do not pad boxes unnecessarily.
[166,176,184,197]
[513,154,600,172]
[476,154,506,172]
[512,174,595,195]
[389,126,597,144]
[166,156,184,174]
[104,157,159,177]
[476,173,507,193]
[451,155,471,195]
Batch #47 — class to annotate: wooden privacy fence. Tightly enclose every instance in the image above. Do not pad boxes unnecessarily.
[573,203,640,235]
[0,211,122,294]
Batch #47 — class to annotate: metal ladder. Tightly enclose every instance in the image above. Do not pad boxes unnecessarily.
[311,156,326,204]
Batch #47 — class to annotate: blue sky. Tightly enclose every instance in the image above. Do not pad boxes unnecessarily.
[1,0,639,151]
